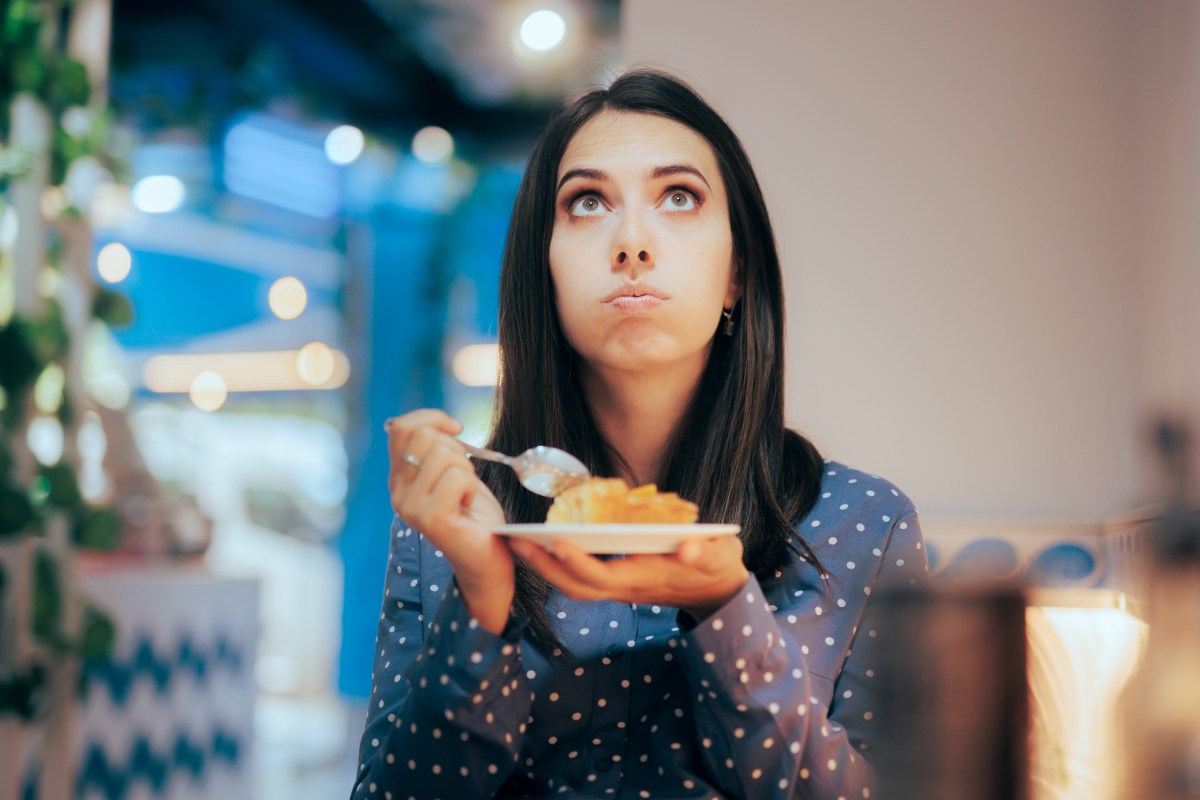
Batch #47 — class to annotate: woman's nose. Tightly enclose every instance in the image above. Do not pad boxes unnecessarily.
[612,215,654,272]
[614,249,652,266]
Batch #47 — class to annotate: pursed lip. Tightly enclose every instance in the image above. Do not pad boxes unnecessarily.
[600,284,670,304]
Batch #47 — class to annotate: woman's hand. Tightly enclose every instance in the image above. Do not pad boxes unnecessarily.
[386,409,512,634]
[508,535,750,622]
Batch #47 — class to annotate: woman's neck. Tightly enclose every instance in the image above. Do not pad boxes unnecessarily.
[580,357,705,487]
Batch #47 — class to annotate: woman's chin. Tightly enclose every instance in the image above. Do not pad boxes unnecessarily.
[588,336,712,375]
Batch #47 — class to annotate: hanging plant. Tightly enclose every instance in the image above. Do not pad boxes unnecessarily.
[2,0,130,723]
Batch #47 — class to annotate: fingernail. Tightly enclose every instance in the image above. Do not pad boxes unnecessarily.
[383,417,395,431]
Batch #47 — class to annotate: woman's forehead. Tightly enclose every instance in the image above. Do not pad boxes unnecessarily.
[557,110,721,182]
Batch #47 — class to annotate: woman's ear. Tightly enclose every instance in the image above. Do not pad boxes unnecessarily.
[725,262,743,309]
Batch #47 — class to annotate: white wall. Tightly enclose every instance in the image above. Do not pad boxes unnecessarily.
[1135,1,1200,495]
[623,0,1169,522]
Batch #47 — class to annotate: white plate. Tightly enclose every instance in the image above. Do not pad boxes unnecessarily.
[497,523,741,554]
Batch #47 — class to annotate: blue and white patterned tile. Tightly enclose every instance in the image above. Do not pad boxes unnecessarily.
[922,521,1108,589]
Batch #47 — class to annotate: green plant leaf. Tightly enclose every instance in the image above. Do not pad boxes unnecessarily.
[22,301,70,365]
[10,52,47,94]
[73,506,120,550]
[39,463,82,508]
[0,438,13,484]
[31,548,61,645]
[28,473,50,506]
[0,664,47,720]
[0,485,34,537]
[77,603,115,661]
[51,57,90,108]
[92,287,135,328]
[56,389,74,427]
[0,322,43,397]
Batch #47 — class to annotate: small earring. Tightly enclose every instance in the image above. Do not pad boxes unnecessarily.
[722,307,735,335]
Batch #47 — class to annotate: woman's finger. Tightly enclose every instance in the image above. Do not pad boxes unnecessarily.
[675,536,743,573]
[547,540,639,589]
[385,408,463,440]
[388,421,467,501]
[397,441,470,526]
[510,530,750,605]
[511,541,611,601]
[422,458,482,529]
[385,410,463,486]
[677,539,704,565]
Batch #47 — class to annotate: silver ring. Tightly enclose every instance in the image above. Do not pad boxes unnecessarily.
[402,452,421,469]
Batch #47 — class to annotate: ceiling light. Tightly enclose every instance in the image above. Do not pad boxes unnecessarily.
[144,349,350,394]
[131,175,185,214]
[519,9,566,52]
[325,125,365,166]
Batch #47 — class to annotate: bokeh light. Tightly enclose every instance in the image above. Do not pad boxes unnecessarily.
[131,174,186,213]
[451,343,501,387]
[88,369,132,410]
[325,124,365,165]
[62,106,92,138]
[519,9,566,51]
[97,242,133,283]
[33,364,65,414]
[27,416,65,465]
[412,126,454,165]
[268,276,308,320]
[0,205,17,251]
[296,342,337,386]
[78,409,110,502]
[189,371,228,412]
[37,267,61,299]
[88,183,134,228]
[41,187,69,218]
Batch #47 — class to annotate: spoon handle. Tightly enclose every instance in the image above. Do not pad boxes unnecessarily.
[461,442,513,466]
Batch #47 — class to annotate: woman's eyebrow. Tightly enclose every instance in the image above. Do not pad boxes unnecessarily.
[648,164,711,190]
[556,164,711,192]
[557,167,606,191]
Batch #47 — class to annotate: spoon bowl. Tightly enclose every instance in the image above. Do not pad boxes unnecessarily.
[463,442,590,497]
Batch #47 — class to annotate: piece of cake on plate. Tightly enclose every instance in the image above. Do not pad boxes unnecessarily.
[546,478,698,524]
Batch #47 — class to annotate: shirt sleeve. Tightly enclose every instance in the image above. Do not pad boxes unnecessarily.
[351,518,534,800]
[677,506,929,799]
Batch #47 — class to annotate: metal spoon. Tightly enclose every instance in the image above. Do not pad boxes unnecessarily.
[462,442,590,497]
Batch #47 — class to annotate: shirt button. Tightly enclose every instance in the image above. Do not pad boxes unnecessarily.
[595,756,614,773]
[605,645,624,660]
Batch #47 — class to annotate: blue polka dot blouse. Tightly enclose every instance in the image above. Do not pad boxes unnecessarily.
[352,461,928,799]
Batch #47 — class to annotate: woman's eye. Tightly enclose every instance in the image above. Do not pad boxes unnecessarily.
[663,190,698,211]
[569,194,605,216]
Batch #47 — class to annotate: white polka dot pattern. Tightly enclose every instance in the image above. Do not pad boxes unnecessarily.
[350,461,929,798]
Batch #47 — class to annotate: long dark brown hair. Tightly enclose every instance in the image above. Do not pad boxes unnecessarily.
[478,68,825,653]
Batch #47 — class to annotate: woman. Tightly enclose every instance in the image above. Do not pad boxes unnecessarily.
[353,69,927,799]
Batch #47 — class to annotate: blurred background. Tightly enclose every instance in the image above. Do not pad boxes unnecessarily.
[2,1,1199,799]
[103,0,622,791]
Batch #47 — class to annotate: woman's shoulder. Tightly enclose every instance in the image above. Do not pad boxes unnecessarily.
[800,460,918,538]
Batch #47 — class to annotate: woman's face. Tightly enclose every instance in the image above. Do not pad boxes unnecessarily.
[549,110,738,376]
